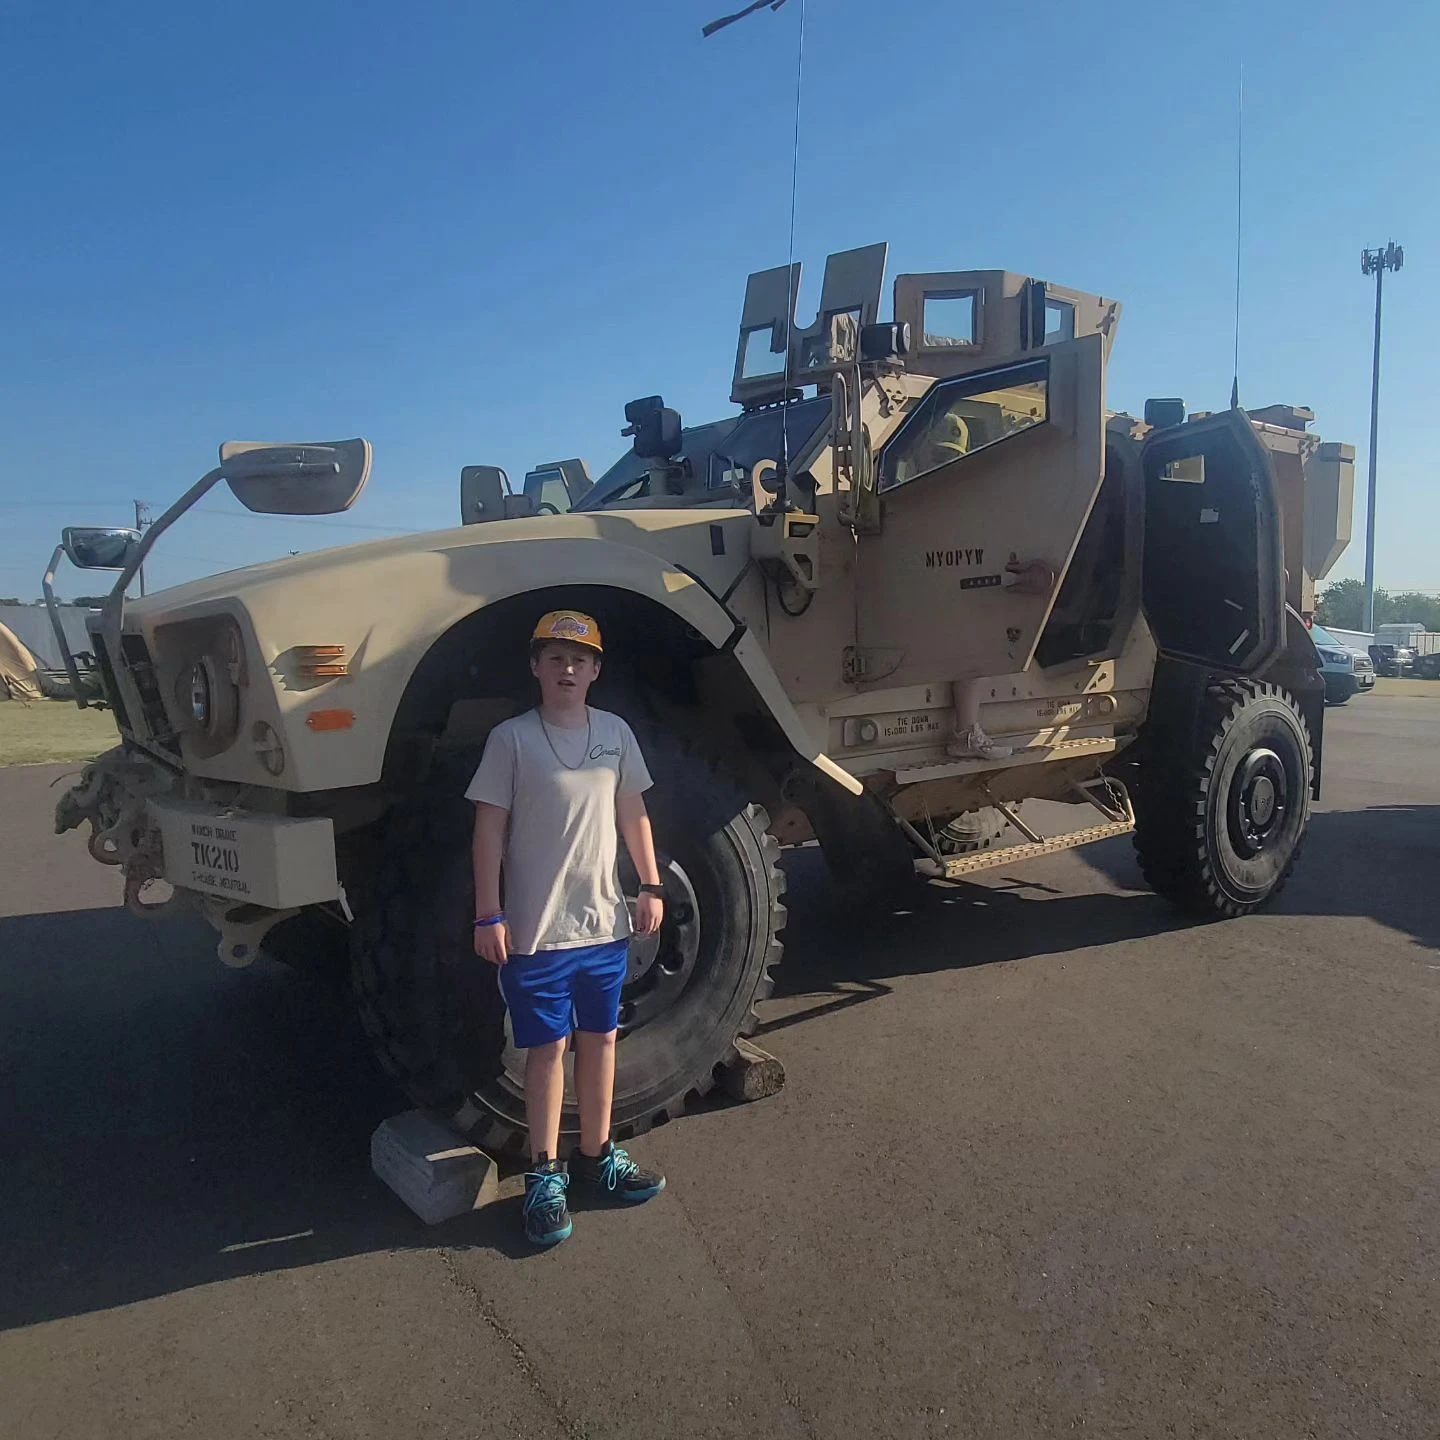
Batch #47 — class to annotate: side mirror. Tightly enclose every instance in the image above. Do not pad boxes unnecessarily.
[62,526,142,570]
[219,439,371,515]
[461,465,537,524]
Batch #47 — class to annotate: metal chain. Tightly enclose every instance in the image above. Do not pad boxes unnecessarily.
[536,708,593,772]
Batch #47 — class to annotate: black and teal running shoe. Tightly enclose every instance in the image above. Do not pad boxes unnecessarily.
[522,1157,572,1247]
[569,1143,666,1205]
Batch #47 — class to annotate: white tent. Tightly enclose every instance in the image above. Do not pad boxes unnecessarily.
[0,619,42,702]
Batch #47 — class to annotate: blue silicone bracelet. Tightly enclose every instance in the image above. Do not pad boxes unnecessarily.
[473,913,505,929]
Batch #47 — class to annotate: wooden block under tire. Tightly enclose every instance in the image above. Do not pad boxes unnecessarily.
[719,1036,786,1103]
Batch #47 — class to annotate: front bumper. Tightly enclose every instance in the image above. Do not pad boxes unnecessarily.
[147,798,339,910]
[55,749,339,914]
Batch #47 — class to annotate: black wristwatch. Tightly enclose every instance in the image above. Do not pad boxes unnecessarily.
[639,882,666,896]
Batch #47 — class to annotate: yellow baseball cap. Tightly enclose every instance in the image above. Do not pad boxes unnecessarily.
[531,609,603,654]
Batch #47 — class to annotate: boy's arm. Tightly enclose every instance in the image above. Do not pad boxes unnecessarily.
[617,792,664,936]
[472,801,510,962]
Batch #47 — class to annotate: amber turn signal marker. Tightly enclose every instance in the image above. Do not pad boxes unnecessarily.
[305,709,355,732]
[295,644,349,678]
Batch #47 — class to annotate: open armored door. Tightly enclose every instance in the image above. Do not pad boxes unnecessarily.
[854,333,1105,686]
[1140,411,1284,674]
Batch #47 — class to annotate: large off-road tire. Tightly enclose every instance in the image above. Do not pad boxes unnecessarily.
[350,718,785,1153]
[1134,679,1313,919]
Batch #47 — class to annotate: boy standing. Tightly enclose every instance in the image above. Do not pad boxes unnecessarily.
[467,610,667,1247]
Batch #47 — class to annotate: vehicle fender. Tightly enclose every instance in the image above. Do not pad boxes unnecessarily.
[229,534,859,794]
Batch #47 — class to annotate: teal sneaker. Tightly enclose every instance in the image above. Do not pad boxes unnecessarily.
[569,1142,666,1205]
[522,1157,572,1247]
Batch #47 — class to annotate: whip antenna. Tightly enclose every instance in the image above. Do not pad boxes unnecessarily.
[1231,63,1244,411]
[704,0,808,487]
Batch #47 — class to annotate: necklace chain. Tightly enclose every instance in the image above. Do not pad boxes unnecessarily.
[537,707,592,771]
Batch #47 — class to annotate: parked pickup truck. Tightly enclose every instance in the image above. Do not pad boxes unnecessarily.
[1311,624,1374,704]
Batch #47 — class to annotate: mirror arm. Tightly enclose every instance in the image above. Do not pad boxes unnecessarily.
[102,465,225,676]
[43,544,89,709]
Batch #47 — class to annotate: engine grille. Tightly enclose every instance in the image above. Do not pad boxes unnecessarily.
[91,627,180,757]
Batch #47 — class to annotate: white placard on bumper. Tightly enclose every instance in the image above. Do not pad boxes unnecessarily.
[149,798,339,910]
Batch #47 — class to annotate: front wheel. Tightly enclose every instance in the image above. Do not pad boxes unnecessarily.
[1134,679,1313,919]
[351,718,785,1153]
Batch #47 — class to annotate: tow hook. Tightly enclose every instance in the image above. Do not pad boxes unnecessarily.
[54,748,181,918]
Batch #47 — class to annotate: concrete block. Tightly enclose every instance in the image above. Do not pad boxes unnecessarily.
[719,1036,786,1103]
[371,1109,499,1225]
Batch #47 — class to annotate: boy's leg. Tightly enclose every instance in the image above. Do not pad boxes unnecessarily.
[569,940,665,1204]
[572,1029,616,1156]
[497,949,576,1162]
[524,1038,567,1163]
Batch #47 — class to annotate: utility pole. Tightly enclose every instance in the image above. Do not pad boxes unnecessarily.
[133,500,151,597]
[1360,241,1404,634]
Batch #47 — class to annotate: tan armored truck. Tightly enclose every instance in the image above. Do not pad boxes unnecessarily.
[47,243,1355,1148]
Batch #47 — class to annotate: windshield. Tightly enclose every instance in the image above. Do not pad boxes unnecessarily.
[576,397,832,511]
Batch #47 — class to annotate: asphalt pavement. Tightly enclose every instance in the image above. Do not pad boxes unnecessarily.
[1,697,1437,1439]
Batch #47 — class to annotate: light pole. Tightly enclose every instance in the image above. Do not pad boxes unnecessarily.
[1360,241,1404,634]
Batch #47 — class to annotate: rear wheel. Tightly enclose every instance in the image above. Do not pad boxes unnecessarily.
[1134,679,1312,919]
[351,717,785,1153]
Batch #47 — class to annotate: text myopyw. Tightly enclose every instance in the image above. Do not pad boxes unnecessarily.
[924,547,984,569]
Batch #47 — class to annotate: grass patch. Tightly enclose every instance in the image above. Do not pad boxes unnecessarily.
[0,700,120,766]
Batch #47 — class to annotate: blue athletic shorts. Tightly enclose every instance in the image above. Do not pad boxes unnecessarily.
[497,938,630,1049]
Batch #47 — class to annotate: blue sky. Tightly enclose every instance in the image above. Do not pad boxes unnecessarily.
[1,0,1436,598]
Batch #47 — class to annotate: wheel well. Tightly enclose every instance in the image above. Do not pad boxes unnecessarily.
[382,585,797,810]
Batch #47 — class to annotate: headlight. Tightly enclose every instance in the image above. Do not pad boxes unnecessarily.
[173,648,240,747]
[184,659,212,728]
[1319,649,1350,666]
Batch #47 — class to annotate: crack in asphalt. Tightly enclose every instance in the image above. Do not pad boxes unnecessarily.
[669,1186,822,1440]
[435,1247,588,1440]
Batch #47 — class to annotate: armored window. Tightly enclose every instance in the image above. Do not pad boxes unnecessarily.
[740,326,785,379]
[921,291,978,348]
[878,357,1049,491]
[1043,299,1075,345]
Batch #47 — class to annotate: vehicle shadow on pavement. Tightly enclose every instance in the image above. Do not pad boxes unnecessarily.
[772,802,1440,1029]
[767,840,1189,1026]
[1076,804,1440,953]
[0,906,536,1334]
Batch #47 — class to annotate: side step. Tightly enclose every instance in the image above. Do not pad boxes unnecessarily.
[920,816,1135,880]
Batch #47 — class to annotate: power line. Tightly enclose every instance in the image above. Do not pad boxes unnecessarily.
[0,498,420,535]
[190,505,423,535]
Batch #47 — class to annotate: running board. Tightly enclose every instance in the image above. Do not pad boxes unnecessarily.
[907,781,1136,881]
[919,816,1135,880]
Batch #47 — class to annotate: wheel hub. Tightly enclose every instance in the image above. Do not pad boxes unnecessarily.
[618,854,702,1035]
[1228,746,1289,858]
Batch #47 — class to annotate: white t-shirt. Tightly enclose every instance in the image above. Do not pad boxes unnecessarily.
[465,707,654,955]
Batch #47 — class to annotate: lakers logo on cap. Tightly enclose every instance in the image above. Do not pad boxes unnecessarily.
[531,609,604,653]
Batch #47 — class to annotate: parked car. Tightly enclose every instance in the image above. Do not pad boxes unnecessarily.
[1369,642,1404,677]
[1312,623,1373,704]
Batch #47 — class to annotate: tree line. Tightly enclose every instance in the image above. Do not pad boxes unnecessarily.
[1317,578,1440,633]
[0,597,109,608]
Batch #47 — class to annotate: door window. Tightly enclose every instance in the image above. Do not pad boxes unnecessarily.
[878,357,1050,490]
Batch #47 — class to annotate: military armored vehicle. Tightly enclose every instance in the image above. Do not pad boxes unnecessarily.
[48,243,1355,1149]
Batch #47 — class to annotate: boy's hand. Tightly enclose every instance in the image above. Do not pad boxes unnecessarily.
[634,892,664,936]
[473,921,510,966]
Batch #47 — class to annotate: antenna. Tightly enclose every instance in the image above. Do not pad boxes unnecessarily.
[703,0,808,500]
[778,0,807,482]
[1230,63,1244,411]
